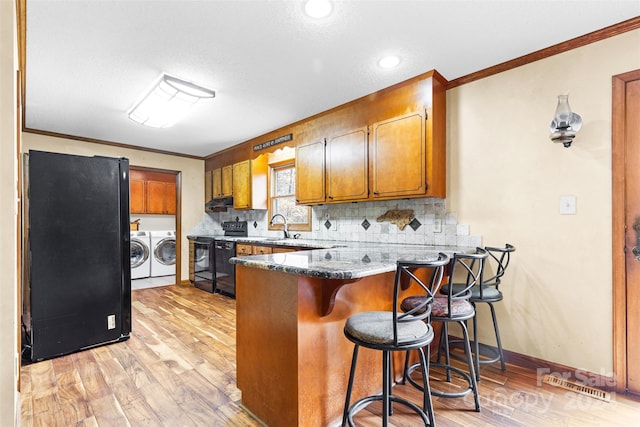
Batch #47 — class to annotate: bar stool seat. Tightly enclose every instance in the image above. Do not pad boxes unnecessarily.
[342,254,449,427]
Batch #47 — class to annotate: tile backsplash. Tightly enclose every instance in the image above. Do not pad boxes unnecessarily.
[189,198,482,247]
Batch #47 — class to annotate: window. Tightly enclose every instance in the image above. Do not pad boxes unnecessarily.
[269,162,311,231]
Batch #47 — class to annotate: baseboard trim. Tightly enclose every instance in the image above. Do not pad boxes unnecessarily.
[447,336,617,392]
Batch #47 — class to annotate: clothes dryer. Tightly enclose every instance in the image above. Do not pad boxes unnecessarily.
[130,231,151,279]
[150,230,176,277]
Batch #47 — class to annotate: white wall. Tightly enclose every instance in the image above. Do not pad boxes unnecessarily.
[0,0,19,424]
[447,29,640,373]
[22,133,204,284]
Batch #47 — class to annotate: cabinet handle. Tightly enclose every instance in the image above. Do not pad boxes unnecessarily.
[328,195,333,199]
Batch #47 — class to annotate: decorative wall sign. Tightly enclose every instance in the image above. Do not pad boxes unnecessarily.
[376,209,415,231]
[253,133,293,151]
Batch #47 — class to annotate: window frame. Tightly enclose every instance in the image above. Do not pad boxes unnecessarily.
[268,160,311,232]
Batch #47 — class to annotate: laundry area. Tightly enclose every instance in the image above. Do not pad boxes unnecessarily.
[129,168,177,290]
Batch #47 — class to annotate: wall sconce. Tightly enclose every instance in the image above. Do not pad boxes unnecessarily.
[128,74,215,128]
[549,94,582,148]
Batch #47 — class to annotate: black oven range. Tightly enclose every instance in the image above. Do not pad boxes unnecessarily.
[191,221,248,298]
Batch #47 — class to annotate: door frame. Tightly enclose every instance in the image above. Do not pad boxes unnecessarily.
[612,68,640,394]
[129,166,182,284]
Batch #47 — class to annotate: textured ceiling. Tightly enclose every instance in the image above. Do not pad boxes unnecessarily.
[24,1,640,158]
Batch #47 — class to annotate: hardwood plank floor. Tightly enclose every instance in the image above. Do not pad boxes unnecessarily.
[21,284,640,426]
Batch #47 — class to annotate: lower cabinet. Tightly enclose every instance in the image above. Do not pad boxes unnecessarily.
[236,243,274,256]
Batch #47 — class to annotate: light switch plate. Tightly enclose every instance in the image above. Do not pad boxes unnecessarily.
[559,195,577,215]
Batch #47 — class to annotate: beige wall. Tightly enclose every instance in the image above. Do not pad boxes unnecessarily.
[1,0,19,424]
[22,134,205,284]
[447,29,640,373]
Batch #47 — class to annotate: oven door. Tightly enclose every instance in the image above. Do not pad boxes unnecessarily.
[193,238,214,293]
[214,240,236,297]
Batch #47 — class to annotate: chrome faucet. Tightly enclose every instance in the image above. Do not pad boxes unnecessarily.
[269,214,290,238]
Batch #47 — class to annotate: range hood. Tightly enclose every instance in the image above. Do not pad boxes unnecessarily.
[206,196,233,212]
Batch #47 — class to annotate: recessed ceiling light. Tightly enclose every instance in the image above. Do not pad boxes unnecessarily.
[378,55,401,69]
[304,0,332,18]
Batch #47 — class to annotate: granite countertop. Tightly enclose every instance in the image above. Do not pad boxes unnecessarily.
[229,242,475,280]
[187,234,348,249]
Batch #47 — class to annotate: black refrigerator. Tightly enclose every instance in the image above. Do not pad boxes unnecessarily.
[22,150,131,362]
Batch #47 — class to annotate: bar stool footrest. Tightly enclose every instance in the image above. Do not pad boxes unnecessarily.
[448,339,503,366]
[344,393,431,426]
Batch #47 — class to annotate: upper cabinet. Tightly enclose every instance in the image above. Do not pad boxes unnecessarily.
[296,127,368,205]
[204,170,213,202]
[208,70,447,206]
[232,156,267,210]
[211,168,222,198]
[296,139,326,205]
[206,165,233,200]
[130,170,176,215]
[371,111,427,199]
[146,181,176,214]
[221,165,233,197]
[327,127,369,202]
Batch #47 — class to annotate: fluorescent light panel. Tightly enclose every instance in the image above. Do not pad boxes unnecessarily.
[128,74,215,128]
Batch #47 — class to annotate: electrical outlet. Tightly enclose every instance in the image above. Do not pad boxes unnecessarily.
[107,315,116,330]
[434,219,442,233]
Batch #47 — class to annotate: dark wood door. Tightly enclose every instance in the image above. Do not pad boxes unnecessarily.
[613,69,640,395]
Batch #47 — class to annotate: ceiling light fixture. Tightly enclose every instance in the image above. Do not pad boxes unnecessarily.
[378,55,401,69]
[549,94,582,148]
[128,74,215,128]
[304,0,332,18]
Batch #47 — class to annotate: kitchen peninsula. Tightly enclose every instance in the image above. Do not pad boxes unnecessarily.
[230,241,473,427]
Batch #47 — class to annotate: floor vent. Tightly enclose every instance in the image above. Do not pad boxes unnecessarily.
[542,374,611,402]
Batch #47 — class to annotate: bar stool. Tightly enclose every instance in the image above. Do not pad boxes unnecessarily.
[402,248,487,412]
[441,244,516,380]
[342,253,450,427]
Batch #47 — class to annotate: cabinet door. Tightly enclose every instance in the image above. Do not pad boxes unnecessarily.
[326,127,368,202]
[147,181,175,214]
[130,179,146,214]
[205,170,213,201]
[233,161,251,209]
[236,243,253,256]
[296,140,326,205]
[221,165,233,197]
[146,181,166,214]
[371,112,426,199]
[252,245,273,255]
[212,168,222,198]
[164,182,177,214]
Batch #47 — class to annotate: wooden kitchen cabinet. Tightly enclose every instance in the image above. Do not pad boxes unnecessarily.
[221,165,233,197]
[326,127,368,202]
[371,111,428,199]
[146,181,176,214]
[130,171,176,215]
[212,168,222,198]
[233,156,267,210]
[206,165,232,200]
[295,127,368,205]
[204,170,213,201]
[130,179,146,214]
[236,243,273,256]
[296,139,325,204]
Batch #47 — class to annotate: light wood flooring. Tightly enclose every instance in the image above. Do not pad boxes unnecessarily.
[20,283,640,426]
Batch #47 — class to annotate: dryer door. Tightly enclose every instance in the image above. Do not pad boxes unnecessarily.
[131,239,149,268]
[154,237,176,265]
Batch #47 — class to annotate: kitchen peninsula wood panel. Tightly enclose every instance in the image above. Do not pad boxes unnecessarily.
[235,267,425,427]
